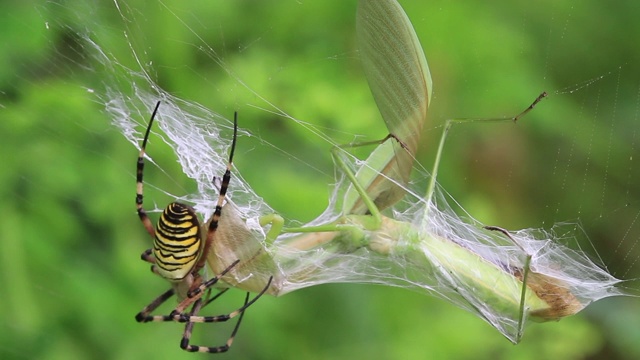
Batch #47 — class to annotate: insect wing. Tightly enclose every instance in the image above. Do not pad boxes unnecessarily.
[346,0,433,214]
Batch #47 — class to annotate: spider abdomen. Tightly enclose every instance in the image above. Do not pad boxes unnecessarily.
[153,202,202,280]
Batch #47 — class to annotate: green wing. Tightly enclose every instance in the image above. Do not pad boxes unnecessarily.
[347,0,432,214]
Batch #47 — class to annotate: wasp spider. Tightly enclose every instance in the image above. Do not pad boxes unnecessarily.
[134,101,272,353]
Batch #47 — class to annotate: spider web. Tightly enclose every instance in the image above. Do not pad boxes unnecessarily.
[3,0,640,359]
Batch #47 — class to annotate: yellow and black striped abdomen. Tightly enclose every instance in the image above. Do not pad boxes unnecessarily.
[153,202,202,280]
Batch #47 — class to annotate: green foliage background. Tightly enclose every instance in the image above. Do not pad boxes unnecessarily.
[1,1,639,359]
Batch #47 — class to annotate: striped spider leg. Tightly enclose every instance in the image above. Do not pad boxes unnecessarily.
[134,101,272,353]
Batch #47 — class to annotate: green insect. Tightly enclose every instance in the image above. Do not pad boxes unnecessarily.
[130,0,623,351]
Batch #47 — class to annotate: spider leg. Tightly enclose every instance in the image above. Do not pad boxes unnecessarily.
[140,242,171,276]
[136,101,161,238]
[171,259,241,316]
[172,112,239,315]
[135,287,176,322]
[140,248,156,264]
[180,292,250,353]
[191,112,238,276]
[140,248,169,277]
[202,287,231,307]
[178,276,273,323]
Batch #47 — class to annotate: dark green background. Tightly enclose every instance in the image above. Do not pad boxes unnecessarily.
[2,1,639,359]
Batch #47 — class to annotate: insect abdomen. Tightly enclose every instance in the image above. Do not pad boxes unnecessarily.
[153,202,202,280]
